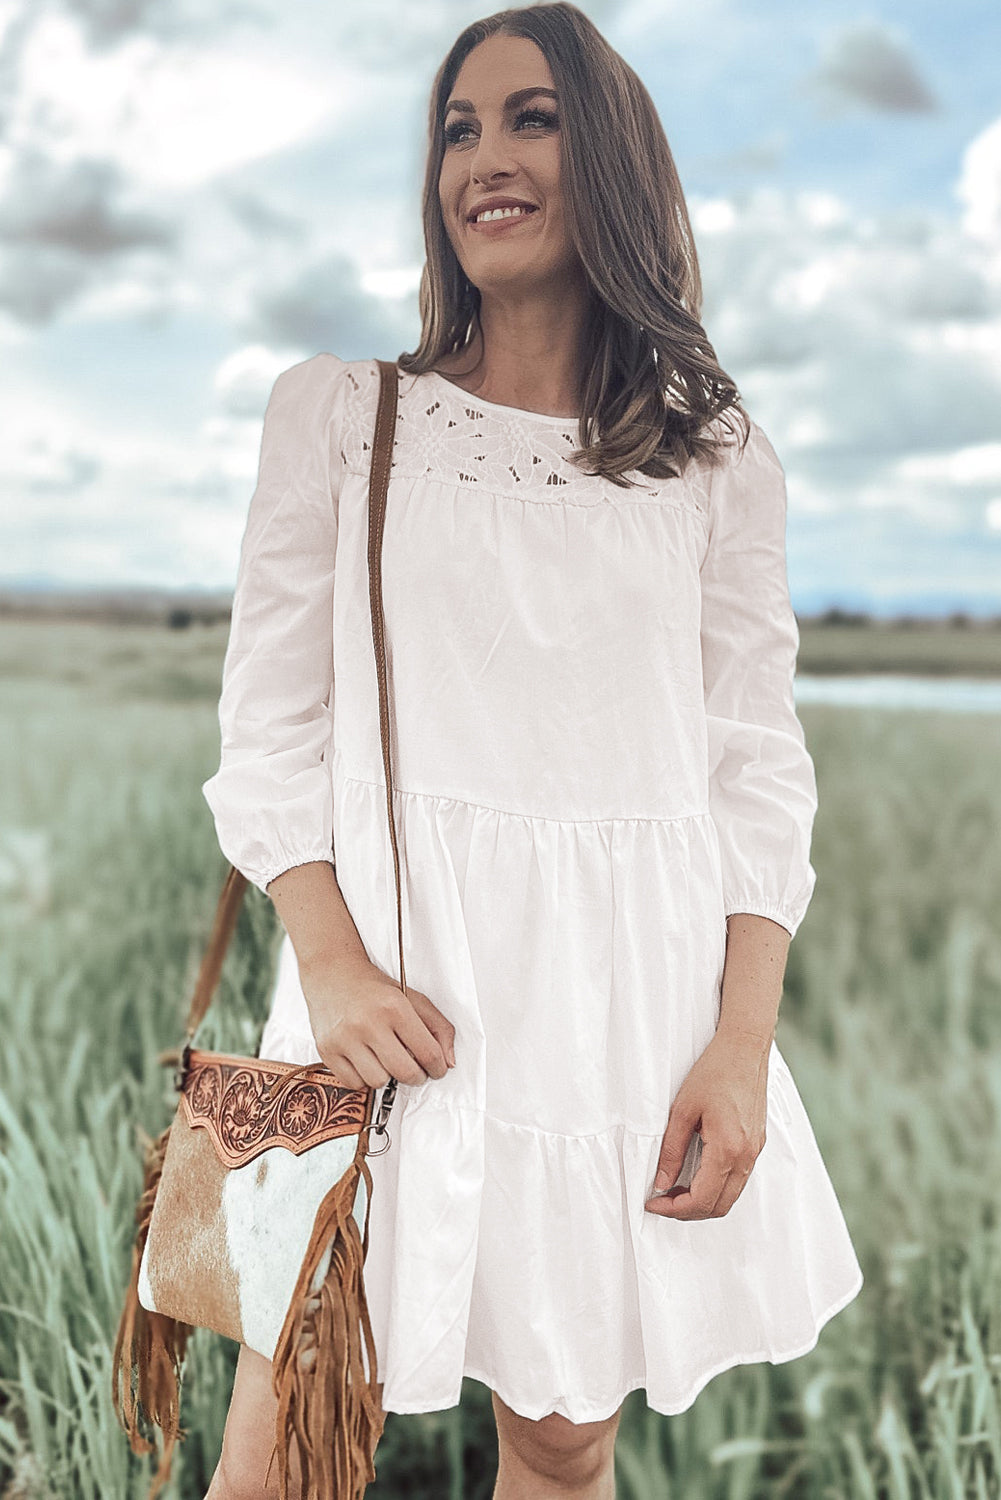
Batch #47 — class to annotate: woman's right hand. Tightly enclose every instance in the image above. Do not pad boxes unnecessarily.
[298,954,457,1090]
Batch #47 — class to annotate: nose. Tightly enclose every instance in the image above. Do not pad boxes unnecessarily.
[469,125,519,186]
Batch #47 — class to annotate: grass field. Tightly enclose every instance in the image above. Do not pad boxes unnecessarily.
[1,616,1000,1498]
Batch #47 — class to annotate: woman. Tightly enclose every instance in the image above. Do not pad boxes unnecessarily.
[201,4,864,1496]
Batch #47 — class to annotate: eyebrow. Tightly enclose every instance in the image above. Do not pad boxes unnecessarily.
[443,86,558,117]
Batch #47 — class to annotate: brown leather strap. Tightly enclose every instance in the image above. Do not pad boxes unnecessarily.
[369,360,408,1000]
[183,864,248,1037]
[181,359,404,1041]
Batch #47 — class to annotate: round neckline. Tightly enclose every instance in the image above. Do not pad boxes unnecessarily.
[422,367,581,426]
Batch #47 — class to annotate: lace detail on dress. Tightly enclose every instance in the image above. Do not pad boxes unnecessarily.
[338,359,708,518]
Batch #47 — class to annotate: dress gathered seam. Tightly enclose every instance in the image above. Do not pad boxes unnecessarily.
[337,770,712,828]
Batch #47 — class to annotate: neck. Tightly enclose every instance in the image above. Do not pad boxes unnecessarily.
[448,278,592,417]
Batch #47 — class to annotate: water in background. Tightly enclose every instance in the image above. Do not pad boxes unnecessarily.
[795,675,1001,713]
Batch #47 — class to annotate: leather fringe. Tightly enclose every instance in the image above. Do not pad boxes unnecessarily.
[268,1127,387,1500]
[110,1120,192,1500]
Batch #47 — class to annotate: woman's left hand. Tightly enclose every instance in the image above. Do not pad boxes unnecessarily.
[643,1028,771,1220]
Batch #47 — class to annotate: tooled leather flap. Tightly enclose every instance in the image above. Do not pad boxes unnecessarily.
[179,1050,375,1169]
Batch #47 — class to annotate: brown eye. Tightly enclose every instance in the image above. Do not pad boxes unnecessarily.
[515,108,558,130]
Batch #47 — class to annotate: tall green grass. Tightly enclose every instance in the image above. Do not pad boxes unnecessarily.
[1,619,1000,1498]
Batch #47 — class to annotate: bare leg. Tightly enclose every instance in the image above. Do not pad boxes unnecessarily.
[491,1389,621,1500]
[203,1345,302,1500]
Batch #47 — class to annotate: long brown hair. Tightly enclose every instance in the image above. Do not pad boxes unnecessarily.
[397,1,750,488]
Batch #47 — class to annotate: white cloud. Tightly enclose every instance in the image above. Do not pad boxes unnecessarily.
[696,171,1001,477]
[955,115,1001,265]
[692,200,736,235]
[12,13,361,190]
[360,267,423,300]
[895,443,1001,486]
[212,343,304,417]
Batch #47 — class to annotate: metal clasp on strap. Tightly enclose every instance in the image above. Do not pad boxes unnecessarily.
[366,1077,398,1156]
[172,1040,193,1093]
[155,1038,193,1093]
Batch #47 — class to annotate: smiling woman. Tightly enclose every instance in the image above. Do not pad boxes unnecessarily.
[401,5,752,473]
[188,5,864,1499]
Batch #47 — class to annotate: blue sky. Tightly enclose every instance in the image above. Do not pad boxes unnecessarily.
[3,0,1000,614]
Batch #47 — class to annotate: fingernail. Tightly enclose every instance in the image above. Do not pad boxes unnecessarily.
[654,1170,671,1191]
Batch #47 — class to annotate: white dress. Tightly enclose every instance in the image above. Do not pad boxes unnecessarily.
[201,352,864,1423]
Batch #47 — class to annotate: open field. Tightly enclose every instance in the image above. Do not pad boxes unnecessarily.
[1,609,999,693]
[1,617,1000,1497]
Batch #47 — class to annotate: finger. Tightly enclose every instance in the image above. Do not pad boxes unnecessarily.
[646,1187,704,1219]
[394,1008,450,1080]
[380,1034,431,1087]
[651,1115,701,1193]
[709,1182,743,1218]
[407,991,457,1066]
[321,1051,370,1091]
[351,1044,402,1090]
[645,1172,724,1219]
[711,1158,756,1218]
[650,1141,688,1194]
[646,1139,728,1219]
[328,1042,407,1091]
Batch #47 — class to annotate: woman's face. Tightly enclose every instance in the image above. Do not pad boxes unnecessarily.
[438,34,581,299]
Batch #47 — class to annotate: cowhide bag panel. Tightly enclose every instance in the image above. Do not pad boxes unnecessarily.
[137,1050,375,1360]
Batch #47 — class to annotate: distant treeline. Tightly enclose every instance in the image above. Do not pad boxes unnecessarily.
[0,589,234,628]
[1,590,1000,632]
[809,607,1001,630]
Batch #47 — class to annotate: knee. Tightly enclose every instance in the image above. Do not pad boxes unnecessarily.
[492,1391,620,1486]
